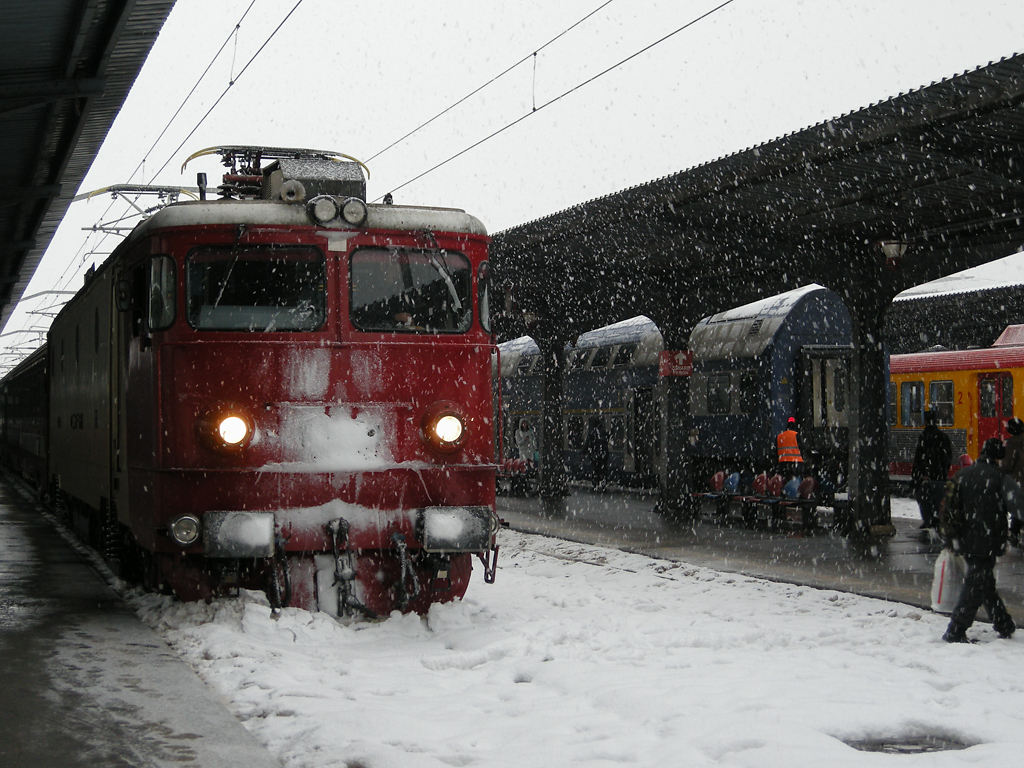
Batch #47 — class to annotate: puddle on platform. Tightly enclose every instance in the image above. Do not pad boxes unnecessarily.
[843,734,972,754]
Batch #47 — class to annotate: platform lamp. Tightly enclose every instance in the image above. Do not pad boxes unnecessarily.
[879,238,909,269]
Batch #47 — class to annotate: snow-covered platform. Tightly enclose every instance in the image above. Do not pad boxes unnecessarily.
[0,481,282,768]
[497,488,1024,627]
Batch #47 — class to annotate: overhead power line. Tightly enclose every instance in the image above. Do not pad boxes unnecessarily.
[379,0,738,201]
[48,1,264,297]
[148,0,305,183]
[366,0,617,164]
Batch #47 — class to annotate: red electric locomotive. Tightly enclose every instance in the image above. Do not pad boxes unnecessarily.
[5,146,500,616]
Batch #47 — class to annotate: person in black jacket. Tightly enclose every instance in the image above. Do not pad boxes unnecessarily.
[1000,417,1024,546]
[912,410,952,529]
[584,416,610,490]
[940,438,1018,643]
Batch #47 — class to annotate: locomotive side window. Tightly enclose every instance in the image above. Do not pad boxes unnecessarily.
[1002,375,1014,417]
[350,248,471,333]
[901,381,925,426]
[478,261,491,333]
[929,380,954,426]
[186,246,325,332]
[149,255,176,330]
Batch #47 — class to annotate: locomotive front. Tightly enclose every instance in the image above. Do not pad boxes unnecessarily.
[64,148,499,616]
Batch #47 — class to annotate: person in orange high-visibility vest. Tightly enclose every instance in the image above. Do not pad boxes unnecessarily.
[776,416,804,476]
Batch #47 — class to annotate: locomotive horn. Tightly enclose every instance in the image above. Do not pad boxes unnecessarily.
[279,179,306,203]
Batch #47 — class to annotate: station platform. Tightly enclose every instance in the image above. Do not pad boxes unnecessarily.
[0,480,281,768]
[497,487,1024,628]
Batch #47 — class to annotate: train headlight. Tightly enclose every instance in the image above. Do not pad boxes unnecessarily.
[434,415,464,443]
[199,406,254,450]
[422,401,467,454]
[218,415,250,445]
[170,514,201,546]
[340,197,368,227]
[307,195,339,225]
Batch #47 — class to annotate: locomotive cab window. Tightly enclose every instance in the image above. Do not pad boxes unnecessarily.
[350,247,471,333]
[187,245,326,332]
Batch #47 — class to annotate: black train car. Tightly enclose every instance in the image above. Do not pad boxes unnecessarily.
[0,345,48,490]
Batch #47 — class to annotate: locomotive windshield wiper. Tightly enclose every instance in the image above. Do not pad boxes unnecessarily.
[213,247,242,308]
[428,252,462,311]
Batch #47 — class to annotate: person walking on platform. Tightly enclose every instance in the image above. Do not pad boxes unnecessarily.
[584,416,610,490]
[940,437,1017,643]
[776,416,803,477]
[1000,417,1024,547]
[912,409,952,529]
[515,419,538,469]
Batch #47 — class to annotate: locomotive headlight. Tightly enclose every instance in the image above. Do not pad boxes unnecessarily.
[218,415,250,445]
[340,197,368,227]
[170,514,201,546]
[198,406,254,450]
[307,195,339,224]
[422,401,467,454]
[434,415,464,443]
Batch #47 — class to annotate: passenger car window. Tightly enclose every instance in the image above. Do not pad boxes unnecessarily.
[612,343,636,367]
[187,245,325,331]
[929,380,954,426]
[980,379,997,418]
[590,346,612,369]
[707,373,731,415]
[901,381,925,426]
[350,247,471,333]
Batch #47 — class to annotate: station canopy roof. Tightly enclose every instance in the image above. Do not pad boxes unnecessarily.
[0,0,175,331]
[492,53,1024,343]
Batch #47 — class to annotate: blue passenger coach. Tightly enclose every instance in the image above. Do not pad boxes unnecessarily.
[497,285,853,497]
[498,317,663,487]
[686,284,852,492]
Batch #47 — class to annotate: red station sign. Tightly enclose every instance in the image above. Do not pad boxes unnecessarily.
[659,350,693,377]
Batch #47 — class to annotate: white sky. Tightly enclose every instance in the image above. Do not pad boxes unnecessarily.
[5,0,1024,355]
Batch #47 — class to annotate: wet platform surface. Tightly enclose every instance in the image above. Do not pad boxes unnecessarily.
[0,480,281,768]
[497,488,1024,627]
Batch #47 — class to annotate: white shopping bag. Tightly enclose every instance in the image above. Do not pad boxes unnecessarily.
[931,548,966,614]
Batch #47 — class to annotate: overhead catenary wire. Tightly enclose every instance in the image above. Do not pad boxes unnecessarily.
[365,0,616,164]
[3,1,290,362]
[146,0,305,183]
[55,2,297,292]
[378,0,737,201]
[47,1,264,299]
